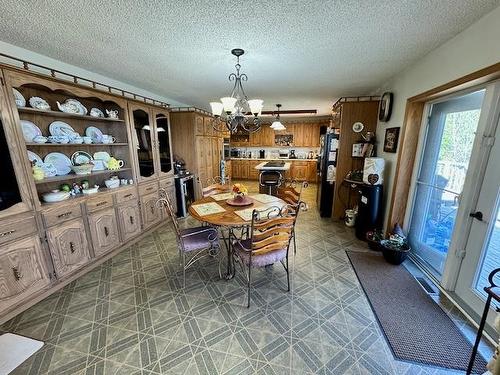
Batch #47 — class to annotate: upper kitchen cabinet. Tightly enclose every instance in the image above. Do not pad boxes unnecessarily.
[153,109,174,177]
[129,104,172,181]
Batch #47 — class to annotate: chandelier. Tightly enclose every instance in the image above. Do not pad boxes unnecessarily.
[210,49,263,133]
[270,104,286,131]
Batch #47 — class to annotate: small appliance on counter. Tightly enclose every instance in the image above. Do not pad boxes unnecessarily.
[174,158,189,176]
[259,149,265,159]
[278,149,289,159]
[289,150,297,159]
[175,174,195,218]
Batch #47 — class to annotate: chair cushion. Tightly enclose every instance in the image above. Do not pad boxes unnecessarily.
[180,227,218,253]
[234,239,287,267]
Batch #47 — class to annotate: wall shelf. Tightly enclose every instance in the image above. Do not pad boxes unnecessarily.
[18,107,125,122]
[34,168,132,184]
[26,143,129,147]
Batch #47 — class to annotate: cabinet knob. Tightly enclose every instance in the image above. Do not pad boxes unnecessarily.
[129,216,134,225]
[69,242,75,253]
[12,267,22,281]
[0,229,15,237]
[57,211,72,218]
[104,227,109,237]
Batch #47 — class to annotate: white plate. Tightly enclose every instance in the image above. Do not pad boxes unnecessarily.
[20,120,42,142]
[27,150,43,166]
[86,126,103,143]
[93,151,111,163]
[12,88,26,107]
[41,163,57,177]
[71,151,93,165]
[44,152,72,176]
[49,121,77,137]
[29,96,50,110]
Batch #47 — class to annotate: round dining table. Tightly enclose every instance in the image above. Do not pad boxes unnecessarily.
[188,193,287,279]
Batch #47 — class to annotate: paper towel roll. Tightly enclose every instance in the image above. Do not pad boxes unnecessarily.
[363,157,385,185]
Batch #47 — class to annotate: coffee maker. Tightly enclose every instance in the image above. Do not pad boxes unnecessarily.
[174,158,189,175]
[259,149,265,159]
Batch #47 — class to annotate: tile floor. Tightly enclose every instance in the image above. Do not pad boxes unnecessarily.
[1,183,493,374]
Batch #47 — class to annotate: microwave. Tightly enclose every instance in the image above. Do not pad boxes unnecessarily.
[278,149,289,159]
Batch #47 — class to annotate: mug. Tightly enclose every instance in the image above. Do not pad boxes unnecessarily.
[120,179,128,186]
[82,136,92,144]
[102,135,116,144]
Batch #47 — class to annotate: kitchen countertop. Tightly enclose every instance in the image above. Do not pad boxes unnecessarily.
[230,158,317,162]
[255,162,291,171]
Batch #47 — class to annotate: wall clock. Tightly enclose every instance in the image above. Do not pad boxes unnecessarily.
[378,92,393,122]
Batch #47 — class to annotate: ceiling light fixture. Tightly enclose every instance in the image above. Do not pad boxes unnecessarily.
[210,48,263,133]
[270,104,286,131]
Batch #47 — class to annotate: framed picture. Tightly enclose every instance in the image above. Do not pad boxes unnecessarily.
[378,92,393,122]
[383,127,400,153]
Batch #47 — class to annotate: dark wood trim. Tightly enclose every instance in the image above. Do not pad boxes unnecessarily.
[386,62,500,231]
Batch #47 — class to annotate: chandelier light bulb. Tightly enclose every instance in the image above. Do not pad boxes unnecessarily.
[247,99,263,115]
[220,97,237,113]
[210,102,223,116]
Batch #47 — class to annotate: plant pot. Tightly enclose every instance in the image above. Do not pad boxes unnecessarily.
[367,239,383,252]
[381,240,410,265]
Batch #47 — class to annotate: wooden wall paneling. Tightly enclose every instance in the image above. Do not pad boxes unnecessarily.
[332,101,380,219]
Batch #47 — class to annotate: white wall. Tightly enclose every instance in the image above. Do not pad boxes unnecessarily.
[373,5,500,230]
[0,41,187,107]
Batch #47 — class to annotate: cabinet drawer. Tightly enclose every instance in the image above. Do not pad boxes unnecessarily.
[0,236,51,313]
[46,218,91,278]
[115,187,138,203]
[42,203,82,227]
[159,178,174,189]
[0,216,37,246]
[86,195,114,213]
[139,182,158,196]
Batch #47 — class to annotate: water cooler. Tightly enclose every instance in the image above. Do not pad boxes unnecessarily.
[355,157,384,240]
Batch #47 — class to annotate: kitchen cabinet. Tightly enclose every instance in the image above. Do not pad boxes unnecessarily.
[290,161,309,181]
[46,219,91,278]
[141,192,162,230]
[0,236,51,313]
[117,204,142,242]
[154,109,174,177]
[308,162,318,183]
[248,161,260,180]
[195,115,204,135]
[232,160,249,179]
[88,208,120,257]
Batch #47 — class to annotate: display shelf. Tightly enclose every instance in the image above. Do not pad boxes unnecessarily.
[26,142,129,147]
[40,184,135,206]
[18,107,125,122]
[34,168,132,184]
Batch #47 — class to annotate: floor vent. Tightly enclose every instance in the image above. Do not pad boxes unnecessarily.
[415,277,437,294]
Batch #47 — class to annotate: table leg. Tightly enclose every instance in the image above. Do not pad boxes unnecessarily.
[224,228,235,280]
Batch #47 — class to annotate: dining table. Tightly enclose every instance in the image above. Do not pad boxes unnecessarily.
[188,192,287,279]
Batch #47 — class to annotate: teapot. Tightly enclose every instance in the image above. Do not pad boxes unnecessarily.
[107,157,124,170]
[106,109,119,119]
[32,164,45,181]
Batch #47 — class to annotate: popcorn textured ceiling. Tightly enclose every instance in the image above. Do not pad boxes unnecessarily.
[0,0,498,114]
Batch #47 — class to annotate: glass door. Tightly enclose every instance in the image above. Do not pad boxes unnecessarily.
[154,111,173,176]
[454,83,500,328]
[131,107,155,179]
[408,89,485,277]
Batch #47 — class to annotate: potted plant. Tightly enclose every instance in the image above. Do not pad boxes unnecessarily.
[366,230,384,251]
[381,233,410,265]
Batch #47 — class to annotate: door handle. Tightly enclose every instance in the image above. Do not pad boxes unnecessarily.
[69,242,75,253]
[469,211,483,221]
[12,267,22,281]
[104,227,109,237]
[129,216,134,225]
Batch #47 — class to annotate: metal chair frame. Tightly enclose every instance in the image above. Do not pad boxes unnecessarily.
[156,192,222,286]
[277,180,308,254]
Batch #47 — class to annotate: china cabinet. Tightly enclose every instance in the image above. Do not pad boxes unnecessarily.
[0,62,175,324]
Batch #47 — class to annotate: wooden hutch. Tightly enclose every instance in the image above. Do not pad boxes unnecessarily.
[0,58,175,323]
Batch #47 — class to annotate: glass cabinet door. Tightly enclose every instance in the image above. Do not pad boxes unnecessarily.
[155,113,173,175]
[132,109,155,179]
[0,116,22,211]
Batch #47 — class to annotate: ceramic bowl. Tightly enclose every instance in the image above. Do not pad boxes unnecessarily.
[71,164,93,175]
[104,179,120,189]
[42,190,70,203]
[82,187,99,195]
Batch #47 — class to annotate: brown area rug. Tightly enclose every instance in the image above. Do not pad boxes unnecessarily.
[347,251,487,374]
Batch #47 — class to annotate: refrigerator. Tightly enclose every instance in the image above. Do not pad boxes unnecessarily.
[316,132,339,217]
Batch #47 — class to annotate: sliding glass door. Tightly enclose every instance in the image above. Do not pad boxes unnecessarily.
[408,89,485,277]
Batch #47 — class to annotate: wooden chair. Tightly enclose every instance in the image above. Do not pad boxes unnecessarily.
[233,203,301,307]
[200,176,232,197]
[157,192,221,286]
[277,180,308,254]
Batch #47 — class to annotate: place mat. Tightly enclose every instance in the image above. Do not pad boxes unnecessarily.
[251,194,281,204]
[211,192,234,201]
[0,333,44,374]
[234,208,256,221]
[191,202,225,216]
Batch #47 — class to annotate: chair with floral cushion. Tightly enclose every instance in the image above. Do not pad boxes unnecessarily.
[157,191,221,286]
[200,176,232,198]
[277,180,308,254]
[232,203,301,307]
